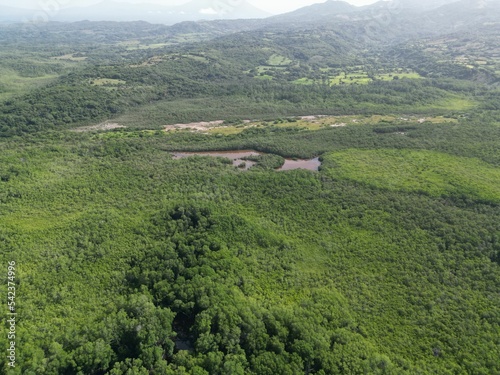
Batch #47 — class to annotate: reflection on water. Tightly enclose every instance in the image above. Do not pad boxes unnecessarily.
[173,151,259,170]
[172,151,321,171]
[279,157,321,171]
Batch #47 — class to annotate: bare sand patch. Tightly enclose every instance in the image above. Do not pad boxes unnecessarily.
[300,115,328,121]
[164,120,225,132]
[73,122,126,132]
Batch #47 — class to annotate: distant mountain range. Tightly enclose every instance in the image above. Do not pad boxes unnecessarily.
[1,0,499,27]
[0,0,271,24]
[265,0,500,38]
[266,0,500,25]
[0,6,33,23]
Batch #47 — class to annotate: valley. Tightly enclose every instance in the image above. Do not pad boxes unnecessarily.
[0,1,499,374]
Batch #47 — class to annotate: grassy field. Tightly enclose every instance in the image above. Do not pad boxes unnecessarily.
[322,149,500,202]
[53,54,88,62]
[329,72,372,85]
[291,69,423,86]
[328,71,422,85]
[377,72,422,81]
[267,54,292,66]
[0,67,59,101]
[0,53,81,101]
[249,54,293,79]
[432,95,476,111]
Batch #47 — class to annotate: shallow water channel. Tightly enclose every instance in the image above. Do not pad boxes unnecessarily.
[172,151,321,171]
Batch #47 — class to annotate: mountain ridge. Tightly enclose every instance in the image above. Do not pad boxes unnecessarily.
[0,0,271,24]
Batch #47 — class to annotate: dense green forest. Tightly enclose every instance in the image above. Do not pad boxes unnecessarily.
[0,2,499,374]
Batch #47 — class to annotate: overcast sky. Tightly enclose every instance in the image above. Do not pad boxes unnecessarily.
[1,0,380,14]
[254,0,379,13]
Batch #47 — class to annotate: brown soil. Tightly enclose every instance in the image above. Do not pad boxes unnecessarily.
[164,120,225,132]
[72,122,126,132]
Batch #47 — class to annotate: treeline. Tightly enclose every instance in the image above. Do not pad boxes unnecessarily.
[0,85,125,136]
[0,58,66,78]
[0,74,464,136]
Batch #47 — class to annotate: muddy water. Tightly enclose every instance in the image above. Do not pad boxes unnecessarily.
[173,151,260,170]
[172,151,321,171]
[279,157,321,171]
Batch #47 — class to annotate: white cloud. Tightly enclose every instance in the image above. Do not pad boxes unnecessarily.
[199,7,218,14]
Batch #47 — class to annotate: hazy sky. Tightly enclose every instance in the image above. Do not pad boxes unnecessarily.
[1,0,380,14]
